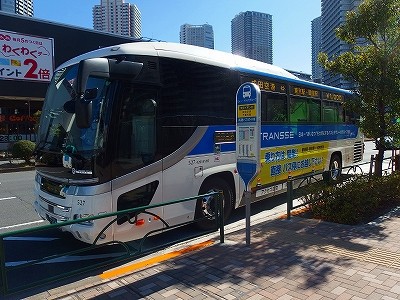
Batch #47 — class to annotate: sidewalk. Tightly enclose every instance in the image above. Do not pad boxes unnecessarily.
[12,205,400,300]
[0,159,35,173]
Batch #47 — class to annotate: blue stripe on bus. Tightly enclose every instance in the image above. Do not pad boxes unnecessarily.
[188,126,234,156]
[188,124,359,156]
[260,124,359,147]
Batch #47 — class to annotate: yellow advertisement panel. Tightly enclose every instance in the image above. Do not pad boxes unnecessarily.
[251,142,329,188]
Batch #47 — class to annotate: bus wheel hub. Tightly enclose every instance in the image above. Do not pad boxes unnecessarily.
[201,190,218,218]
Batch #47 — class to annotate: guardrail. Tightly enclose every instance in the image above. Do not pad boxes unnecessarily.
[0,191,224,296]
[286,154,399,220]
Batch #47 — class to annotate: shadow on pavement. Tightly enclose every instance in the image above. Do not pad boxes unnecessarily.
[54,210,392,299]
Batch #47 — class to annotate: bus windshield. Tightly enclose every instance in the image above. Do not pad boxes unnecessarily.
[36,64,112,174]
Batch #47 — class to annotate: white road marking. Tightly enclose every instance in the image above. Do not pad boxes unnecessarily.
[0,220,45,230]
[0,196,17,201]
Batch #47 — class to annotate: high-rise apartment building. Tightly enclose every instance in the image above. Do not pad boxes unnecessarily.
[231,11,273,64]
[93,0,141,39]
[180,24,214,49]
[311,16,323,83]
[0,0,33,16]
[320,0,361,88]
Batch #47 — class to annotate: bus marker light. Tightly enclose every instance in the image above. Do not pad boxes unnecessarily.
[153,216,160,220]
[136,219,145,226]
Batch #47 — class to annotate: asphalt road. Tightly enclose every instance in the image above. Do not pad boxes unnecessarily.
[0,169,41,233]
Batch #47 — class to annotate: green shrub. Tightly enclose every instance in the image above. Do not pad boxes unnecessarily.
[11,140,35,163]
[301,173,400,224]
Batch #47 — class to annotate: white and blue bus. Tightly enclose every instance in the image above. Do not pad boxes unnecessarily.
[33,42,364,244]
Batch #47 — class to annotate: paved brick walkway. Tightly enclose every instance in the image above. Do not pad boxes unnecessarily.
[11,207,400,300]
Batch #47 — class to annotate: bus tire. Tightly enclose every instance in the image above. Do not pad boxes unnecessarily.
[195,177,234,230]
[328,154,342,181]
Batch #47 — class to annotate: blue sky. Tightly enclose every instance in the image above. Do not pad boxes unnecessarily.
[34,0,321,73]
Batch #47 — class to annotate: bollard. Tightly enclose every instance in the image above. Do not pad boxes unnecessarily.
[395,155,400,172]
[217,191,224,244]
[322,170,331,183]
[369,154,375,177]
[0,237,7,296]
[244,191,251,246]
[286,176,293,220]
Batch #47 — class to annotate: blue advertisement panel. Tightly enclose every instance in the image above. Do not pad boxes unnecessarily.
[260,124,359,147]
[188,124,359,156]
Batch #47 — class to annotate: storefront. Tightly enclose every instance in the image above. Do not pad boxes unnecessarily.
[0,99,41,150]
[0,11,139,151]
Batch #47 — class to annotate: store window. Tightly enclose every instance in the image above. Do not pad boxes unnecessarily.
[0,100,41,151]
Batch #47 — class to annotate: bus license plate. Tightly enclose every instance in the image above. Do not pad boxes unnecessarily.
[256,182,287,198]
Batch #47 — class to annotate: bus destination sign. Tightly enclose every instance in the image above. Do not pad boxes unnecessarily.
[322,92,344,102]
[290,85,320,99]
[249,79,286,93]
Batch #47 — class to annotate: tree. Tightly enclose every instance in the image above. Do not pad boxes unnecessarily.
[12,140,35,164]
[33,110,41,133]
[318,0,400,176]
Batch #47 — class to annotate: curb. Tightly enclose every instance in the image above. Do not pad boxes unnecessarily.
[0,166,35,173]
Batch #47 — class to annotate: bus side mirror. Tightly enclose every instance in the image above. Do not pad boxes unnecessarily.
[75,58,143,128]
[64,100,75,113]
[75,58,109,128]
[75,97,93,128]
[84,88,98,100]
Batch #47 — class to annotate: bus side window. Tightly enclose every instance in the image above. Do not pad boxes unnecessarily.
[116,180,159,225]
[338,103,345,122]
[323,101,344,123]
[114,88,157,175]
[290,97,321,123]
[309,99,321,123]
[290,98,308,123]
[133,99,157,165]
[262,92,288,123]
[323,108,336,122]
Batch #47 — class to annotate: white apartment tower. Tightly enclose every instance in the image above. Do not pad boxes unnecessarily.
[93,0,141,39]
[320,0,361,88]
[180,24,214,49]
[0,0,33,16]
[231,11,273,64]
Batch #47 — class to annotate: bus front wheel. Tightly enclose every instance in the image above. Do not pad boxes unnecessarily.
[195,177,234,230]
[328,154,342,181]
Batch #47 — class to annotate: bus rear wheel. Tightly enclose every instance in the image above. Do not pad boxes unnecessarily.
[328,154,342,181]
[195,177,234,230]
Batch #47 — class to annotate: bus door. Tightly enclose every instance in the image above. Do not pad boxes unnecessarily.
[110,86,164,242]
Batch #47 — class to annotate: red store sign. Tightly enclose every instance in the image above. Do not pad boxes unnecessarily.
[0,115,37,122]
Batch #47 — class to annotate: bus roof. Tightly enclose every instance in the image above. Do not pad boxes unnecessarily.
[58,41,351,95]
